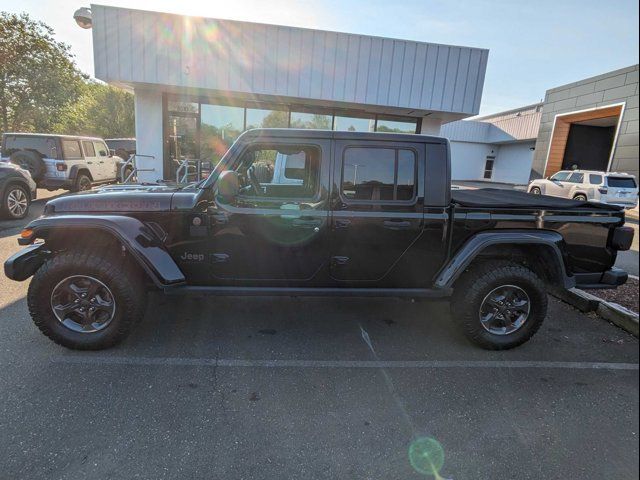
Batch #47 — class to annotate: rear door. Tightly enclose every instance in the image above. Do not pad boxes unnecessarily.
[329,141,424,285]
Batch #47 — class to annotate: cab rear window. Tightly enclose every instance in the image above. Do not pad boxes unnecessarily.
[341,147,416,202]
[607,177,637,188]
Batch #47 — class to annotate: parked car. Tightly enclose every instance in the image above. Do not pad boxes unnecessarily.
[105,138,136,162]
[1,133,132,192]
[4,129,634,351]
[0,162,37,219]
[528,170,638,209]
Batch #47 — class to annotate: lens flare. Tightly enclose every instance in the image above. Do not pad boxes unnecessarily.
[408,437,445,478]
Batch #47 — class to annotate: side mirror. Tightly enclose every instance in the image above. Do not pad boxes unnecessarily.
[109,149,116,157]
[216,170,239,201]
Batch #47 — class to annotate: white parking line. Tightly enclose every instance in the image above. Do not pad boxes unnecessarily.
[50,356,639,371]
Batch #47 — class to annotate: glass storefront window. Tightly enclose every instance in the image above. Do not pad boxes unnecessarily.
[375,117,417,134]
[246,108,288,129]
[168,100,198,114]
[200,104,244,162]
[290,111,332,130]
[334,115,375,132]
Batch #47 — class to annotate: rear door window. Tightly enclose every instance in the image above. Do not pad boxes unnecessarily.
[82,141,96,157]
[61,140,83,159]
[607,177,637,188]
[341,147,416,202]
[3,136,57,158]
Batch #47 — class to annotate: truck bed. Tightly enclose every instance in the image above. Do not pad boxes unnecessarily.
[451,188,622,211]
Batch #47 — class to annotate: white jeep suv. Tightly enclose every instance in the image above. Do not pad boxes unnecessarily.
[1,133,131,192]
[528,170,638,209]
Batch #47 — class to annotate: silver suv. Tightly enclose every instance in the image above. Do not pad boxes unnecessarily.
[528,170,638,209]
[1,133,130,192]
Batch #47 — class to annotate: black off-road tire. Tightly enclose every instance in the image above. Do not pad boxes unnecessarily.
[10,150,45,181]
[573,194,587,201]
[530,187,541,195]
[27,250,147,350]
[451,261,548,350]
[73,173,92,192]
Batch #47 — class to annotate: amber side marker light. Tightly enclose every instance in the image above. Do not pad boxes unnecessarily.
[18,228,35,245]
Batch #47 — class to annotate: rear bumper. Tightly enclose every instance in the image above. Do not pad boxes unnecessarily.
[37,177,73,190]
[574,267,628,290]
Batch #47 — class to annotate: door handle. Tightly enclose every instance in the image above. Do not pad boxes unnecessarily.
[292,218,322,229]
[211,213,228,224]
[383,220,411,230]
[99,160,105,164]
[334,219,351,229]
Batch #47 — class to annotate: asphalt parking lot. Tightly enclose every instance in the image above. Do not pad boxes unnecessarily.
[0,193,638,479]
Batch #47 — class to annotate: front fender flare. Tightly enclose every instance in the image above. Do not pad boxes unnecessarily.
[19,215,185,287]
[434,230,574,289]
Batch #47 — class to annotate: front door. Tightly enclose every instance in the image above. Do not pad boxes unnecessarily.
[93,140,116,180]
[81,140,102,180]
[547,171,571,196]
[329,141,424,285]
[208,139,331,283]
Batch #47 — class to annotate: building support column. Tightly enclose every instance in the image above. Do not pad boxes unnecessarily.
[420,117,443,136]
[134,89,164,183]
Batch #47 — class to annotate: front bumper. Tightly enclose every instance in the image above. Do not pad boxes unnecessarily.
[4,243,48,281]
[574,267,628,290]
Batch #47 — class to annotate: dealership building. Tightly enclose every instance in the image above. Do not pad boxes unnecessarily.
[531,64,639,181]
[441,103,542,184]
[88,5,489,182]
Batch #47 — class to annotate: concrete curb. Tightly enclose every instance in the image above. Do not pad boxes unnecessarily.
[552,288,639,337]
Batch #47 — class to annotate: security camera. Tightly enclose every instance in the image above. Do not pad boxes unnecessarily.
[73,7,92,29]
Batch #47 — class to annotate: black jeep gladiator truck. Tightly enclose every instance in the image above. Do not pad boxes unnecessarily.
[4,129,634,351]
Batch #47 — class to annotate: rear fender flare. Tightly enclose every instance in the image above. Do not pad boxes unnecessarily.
[68,164,91,181]
[434,230,574,289]
[23,215,185,287]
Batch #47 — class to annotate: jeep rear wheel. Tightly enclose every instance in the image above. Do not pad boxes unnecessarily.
[73,173,92,192]
[451,261,547,350]
[573,194,587,201]
[530,187,541,195]
[27,250,147,350]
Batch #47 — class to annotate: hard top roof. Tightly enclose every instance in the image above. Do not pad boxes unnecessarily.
[2,132,106,142]
[238,128,447,144]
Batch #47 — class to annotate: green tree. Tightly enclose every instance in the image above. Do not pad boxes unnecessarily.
[55,81,135,138]
[0,12,85,133]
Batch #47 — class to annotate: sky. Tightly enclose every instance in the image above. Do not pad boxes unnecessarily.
[2,0,639,115]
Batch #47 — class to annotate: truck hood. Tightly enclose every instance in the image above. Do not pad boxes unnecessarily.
[45,184,201,214]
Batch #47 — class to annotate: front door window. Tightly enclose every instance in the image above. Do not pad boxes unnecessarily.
[208,141,329,282]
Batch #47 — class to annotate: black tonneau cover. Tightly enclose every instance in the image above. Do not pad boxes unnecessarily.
[451,188,621,211]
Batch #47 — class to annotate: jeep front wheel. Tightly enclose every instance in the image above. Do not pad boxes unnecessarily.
[451,261,547,350]
[27,250,147,350]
